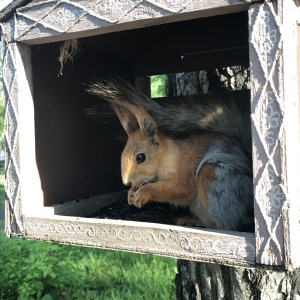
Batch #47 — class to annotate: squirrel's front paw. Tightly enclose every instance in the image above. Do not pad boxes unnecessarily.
[128,186,150,208]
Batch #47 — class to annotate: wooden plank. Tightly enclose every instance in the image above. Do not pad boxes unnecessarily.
[49,191,127,217]
[0,0,30,22]
[14,0,249,44]
[280,0,300,270]
[1,18,15,43]
[30,43,127,206]
[135,76,151,96]
[24,215,256,267]
[249,0,300,268]
[78,11,249,76]
[298,25,300,144]
[134,45,249,76]
[16,43,45,217]
[1,22,23,235]
[294,0,300,7]
[2,20,43,235]
[131,11,249,75]
[249,1,285,267]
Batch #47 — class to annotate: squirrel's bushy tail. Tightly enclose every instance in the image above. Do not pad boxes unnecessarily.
[88,78,251,156]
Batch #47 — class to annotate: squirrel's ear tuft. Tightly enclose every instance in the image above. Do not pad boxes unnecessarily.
[141,115,159,146]
[116,103,158,140]
[112,104,139,136]
[142,116,157,137]
[87,79,159,138]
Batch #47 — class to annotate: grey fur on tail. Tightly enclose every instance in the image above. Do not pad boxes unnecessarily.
[88,78,251,155]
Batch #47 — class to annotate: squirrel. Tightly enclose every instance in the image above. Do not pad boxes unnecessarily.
[89,79,254,232]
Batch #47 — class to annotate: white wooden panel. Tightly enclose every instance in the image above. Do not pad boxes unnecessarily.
[24,215,256,267]
[281,0,300,270]
[249,0,300,268]
[1,23,44,236]
[1,37,23,235]
[249,1,285,267]
[15,43,45,217]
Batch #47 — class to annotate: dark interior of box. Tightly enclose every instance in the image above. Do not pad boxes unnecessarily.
[31,11,249,218]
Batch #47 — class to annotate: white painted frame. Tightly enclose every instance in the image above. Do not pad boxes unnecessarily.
[1,0,299,269]
[248,0,300,269]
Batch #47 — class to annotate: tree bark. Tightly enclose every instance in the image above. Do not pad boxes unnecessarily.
[167,71,300,300]
[176,261,300,300]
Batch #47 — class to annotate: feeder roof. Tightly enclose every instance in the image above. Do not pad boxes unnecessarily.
[0,0,30,22]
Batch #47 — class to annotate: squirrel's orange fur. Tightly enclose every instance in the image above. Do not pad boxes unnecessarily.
[89,79,254,232]
[123,131,217,207]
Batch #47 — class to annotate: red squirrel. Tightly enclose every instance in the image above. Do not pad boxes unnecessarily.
[89,79,254,232]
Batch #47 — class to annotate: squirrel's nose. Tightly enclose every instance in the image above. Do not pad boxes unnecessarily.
[122,177,131,186]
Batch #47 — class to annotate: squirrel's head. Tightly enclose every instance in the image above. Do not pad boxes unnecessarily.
[113,103,163,188]
[121,126,163,188]
[88,80,164,189]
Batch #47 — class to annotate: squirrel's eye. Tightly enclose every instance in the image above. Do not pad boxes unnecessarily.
[136,153,146,164]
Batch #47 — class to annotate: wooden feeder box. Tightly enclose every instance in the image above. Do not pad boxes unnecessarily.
[1,0,300,269]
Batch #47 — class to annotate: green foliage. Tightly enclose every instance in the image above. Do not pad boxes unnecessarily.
[0,234,176,299]
[150,75,166,98]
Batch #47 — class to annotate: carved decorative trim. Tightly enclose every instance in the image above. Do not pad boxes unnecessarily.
[13,0,248,43]
[1,24,23,235]
[249,1,294,266]
[25,217,256,266]
[249,1,284,266]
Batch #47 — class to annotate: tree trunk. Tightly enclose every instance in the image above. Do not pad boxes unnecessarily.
[175,261,300,299]
[167,71,300,300]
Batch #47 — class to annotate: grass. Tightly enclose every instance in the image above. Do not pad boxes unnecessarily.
[0,170,177,300]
